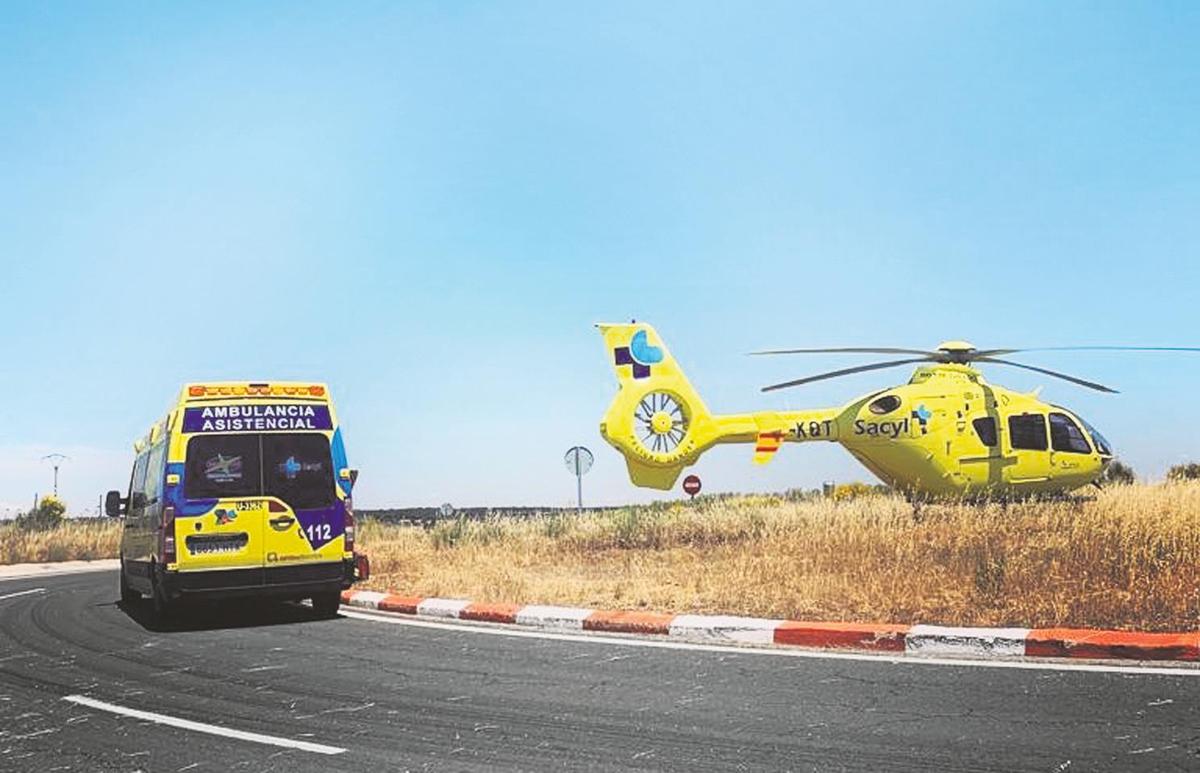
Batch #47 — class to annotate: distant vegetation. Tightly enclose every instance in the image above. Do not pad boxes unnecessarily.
[356,488,851,525]
[357,505,617,527]
[1167,462,1200,482]
[1099,459,1137,486]
[829,481,890,501]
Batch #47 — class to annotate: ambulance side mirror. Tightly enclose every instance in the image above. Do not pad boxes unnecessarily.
[104,490,126,518]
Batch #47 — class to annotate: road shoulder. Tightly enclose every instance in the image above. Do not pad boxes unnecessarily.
[0,558,119,581]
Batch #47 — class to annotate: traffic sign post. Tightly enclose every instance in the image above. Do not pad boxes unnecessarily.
[683,474,702,499]
[563,446,594,513]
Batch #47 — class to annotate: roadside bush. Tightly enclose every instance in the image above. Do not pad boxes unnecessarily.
[971,540,1008,600]
[539,513,572,539]
[16,496,66,531]
[430,517,469,549]
[610,507,655,549]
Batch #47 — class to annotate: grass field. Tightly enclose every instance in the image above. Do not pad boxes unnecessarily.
[3,482,1198,631]
[359,482,1200,632]
[0,519,121,564]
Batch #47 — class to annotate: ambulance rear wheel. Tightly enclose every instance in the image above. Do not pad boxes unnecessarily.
[150,570,174,621]
[118,559,138,605]
[312,592,341,619]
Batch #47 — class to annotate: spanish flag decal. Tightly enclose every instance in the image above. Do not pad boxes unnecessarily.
[753,431,784,465]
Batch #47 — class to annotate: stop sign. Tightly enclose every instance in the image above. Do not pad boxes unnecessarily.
[682,474,702,497]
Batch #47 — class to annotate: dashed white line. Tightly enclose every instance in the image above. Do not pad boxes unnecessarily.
[0,588,45,601]
[340,607,1200,677]
[62,695,346,755]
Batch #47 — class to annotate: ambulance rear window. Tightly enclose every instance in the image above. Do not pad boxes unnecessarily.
[185,435,261,500]
[263,434,335,509]
[183,433,335,509]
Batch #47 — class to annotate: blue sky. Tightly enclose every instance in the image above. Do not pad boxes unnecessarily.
[2,2,1198,514]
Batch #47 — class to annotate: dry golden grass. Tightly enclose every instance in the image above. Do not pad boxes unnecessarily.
[359,482,1200,632]
[0,519,122,564]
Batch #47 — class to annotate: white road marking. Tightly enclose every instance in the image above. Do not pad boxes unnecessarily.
[0,588,45,601]
[62,695,346,755]
[340,607,1200,678]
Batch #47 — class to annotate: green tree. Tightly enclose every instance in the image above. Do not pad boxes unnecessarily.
[1099,459,1136,486]
[16,496,66,531]
[1167,462,1200,482]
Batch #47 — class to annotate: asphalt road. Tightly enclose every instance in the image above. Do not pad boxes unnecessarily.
[0,571,1197,772]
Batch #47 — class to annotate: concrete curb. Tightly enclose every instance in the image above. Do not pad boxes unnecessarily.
[341,589,1200,662]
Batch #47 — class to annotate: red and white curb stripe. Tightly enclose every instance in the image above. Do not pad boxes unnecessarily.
[341,589,1200,662]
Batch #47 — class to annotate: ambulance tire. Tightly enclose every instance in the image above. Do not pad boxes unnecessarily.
[311,591,341,619]
[149,569,175,621]
[118,559,138,605]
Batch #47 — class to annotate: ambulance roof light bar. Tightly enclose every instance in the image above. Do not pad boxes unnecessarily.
[185,383,326,398]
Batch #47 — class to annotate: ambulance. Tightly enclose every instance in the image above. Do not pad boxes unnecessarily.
[107,382,368,618]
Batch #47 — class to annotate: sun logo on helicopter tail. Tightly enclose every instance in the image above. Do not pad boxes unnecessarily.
[614,329,664,380]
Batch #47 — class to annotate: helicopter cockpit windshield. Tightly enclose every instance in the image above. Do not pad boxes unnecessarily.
[1051,405,1113,458]
[1079,417,1113,457]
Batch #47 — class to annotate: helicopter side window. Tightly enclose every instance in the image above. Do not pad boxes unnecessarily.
[972,417,997,447]
[1049,413,1092,454]
[869,395,902,415]
[1008,414,1047,451]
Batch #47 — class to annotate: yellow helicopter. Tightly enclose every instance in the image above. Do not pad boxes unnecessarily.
[597,322,1197,499]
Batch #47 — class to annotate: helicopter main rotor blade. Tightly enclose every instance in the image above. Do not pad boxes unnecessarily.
[985,346,1200,354]
[751,347,938,357]
[974,357,1119,393]
[761,357,933,393]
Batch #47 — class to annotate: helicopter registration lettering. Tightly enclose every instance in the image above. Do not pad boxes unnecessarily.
[793,420,833,439]
[853,418,910,439]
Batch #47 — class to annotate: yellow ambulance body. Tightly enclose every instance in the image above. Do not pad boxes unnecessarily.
[108,382,366,618]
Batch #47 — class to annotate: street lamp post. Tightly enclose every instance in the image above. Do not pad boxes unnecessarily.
[41,453,68,497]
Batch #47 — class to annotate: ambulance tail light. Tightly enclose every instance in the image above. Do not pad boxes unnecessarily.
[161,506,177,564]
[344,499,355,553]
